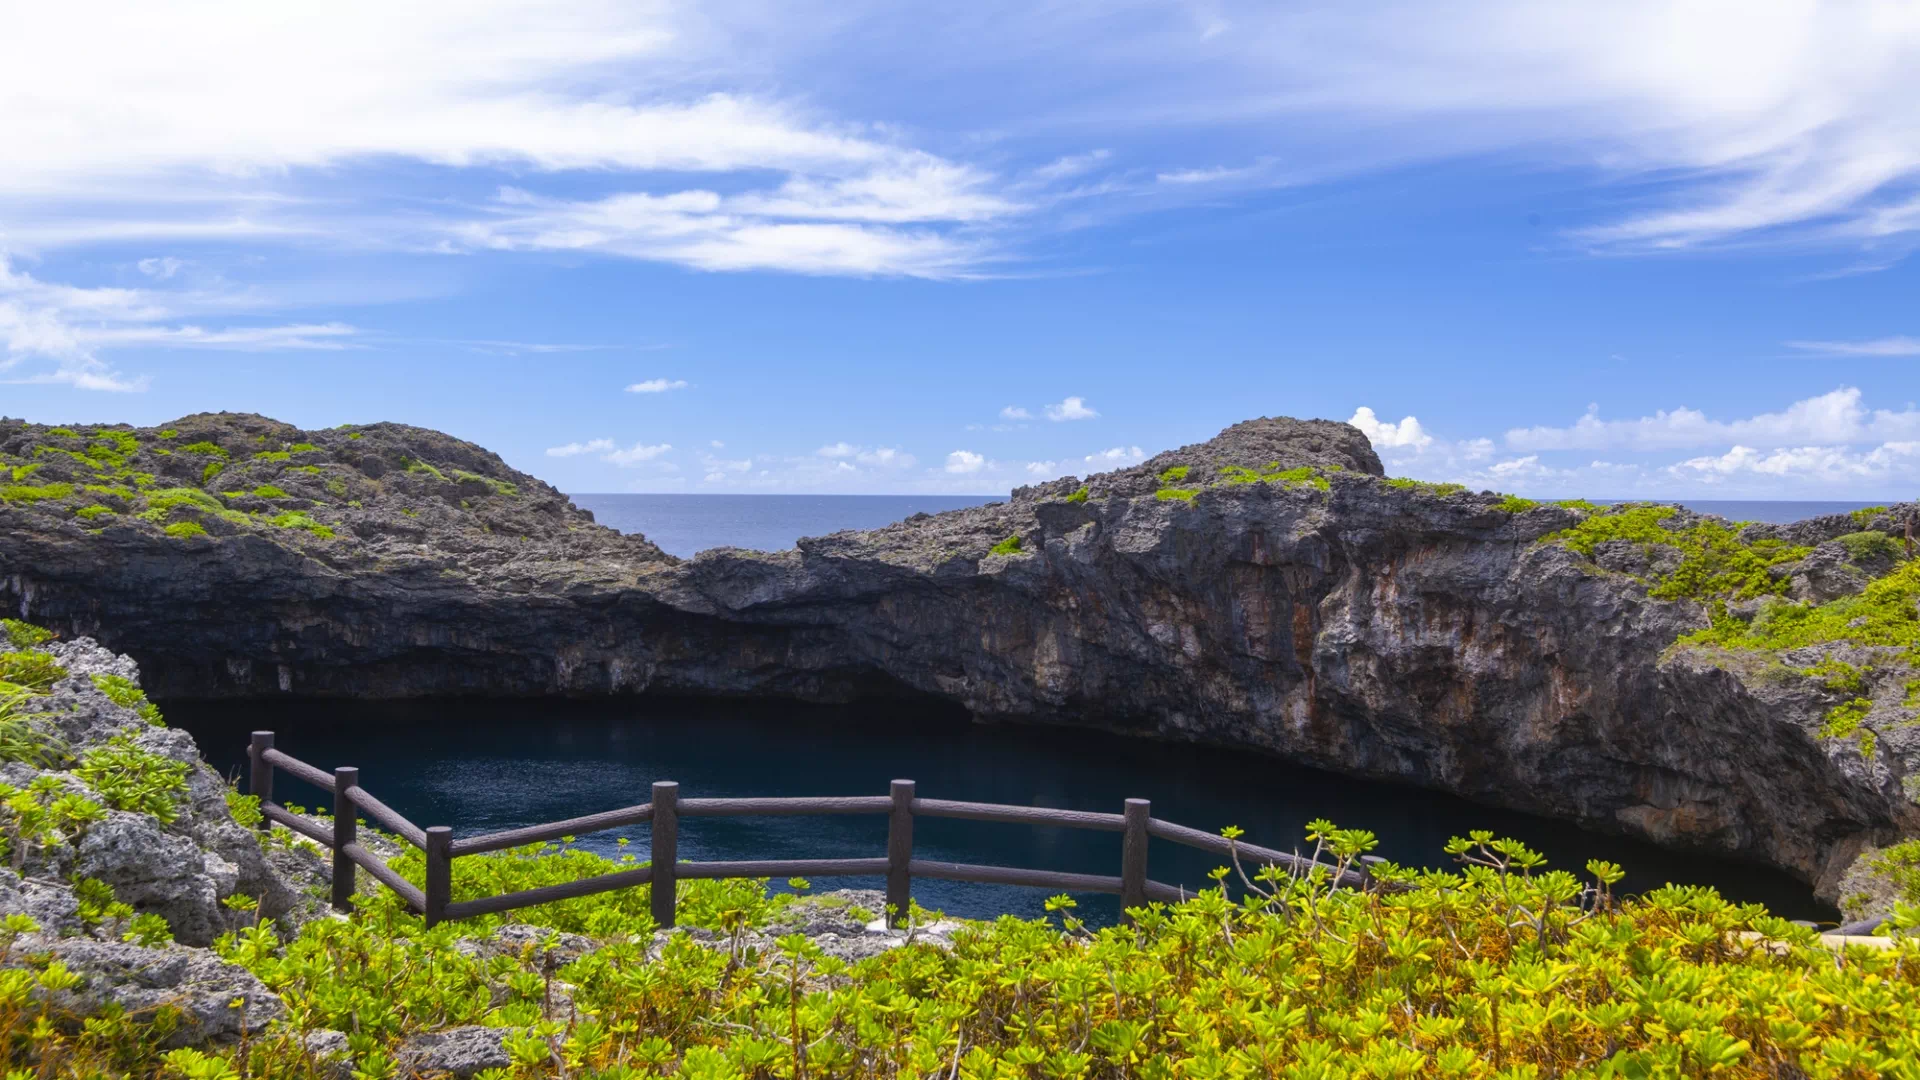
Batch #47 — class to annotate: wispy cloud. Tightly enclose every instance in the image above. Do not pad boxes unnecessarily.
[999,405,1033,420]
[545,439,616,458]
[626,378,689,394]
[603,442,674,466]
[945,449,986,474]
[1785,337,1920,357]
[1504,388,1920,452]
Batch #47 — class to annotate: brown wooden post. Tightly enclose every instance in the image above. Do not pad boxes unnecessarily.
[650,781,679,929]
[1121,798,1149,920]
[887,780,915,926]
[248,732,274,833]
[424,826,452,927]
[331,767,358,912]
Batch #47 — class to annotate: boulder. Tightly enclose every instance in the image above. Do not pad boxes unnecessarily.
[73,811,225,946]
[397,1025,512,1078]
[39,938,282,1047]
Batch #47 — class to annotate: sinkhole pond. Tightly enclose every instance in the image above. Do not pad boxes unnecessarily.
[169,696,1831,926]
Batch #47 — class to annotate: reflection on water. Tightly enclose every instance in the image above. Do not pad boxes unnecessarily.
[170,697,1829,925]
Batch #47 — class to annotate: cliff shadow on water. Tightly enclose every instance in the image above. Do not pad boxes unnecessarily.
[166,693,1833,925]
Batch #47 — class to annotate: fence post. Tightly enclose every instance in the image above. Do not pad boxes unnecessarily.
[424,826,452,927]
[651,781,679,930]
[331,767,358,912]
[887,780,915,927]
[1121,798,1150,921]
[248,732,274,833]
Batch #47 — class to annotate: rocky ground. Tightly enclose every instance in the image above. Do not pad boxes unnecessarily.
[3,410,1918,912]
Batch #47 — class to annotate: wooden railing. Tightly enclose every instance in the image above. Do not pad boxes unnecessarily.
[246,731,1375,928]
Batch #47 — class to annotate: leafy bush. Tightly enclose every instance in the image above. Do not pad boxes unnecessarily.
[1837,530,1904,564]
[1221,463,1331,491]
[90,672,164,725]
[405,460,447,481]
[0,777,104,865]
[452,469,518,496]
[1,619,53,649]
[252,484,290,499]
[1155,487,1200,501]
[989,535,1023,556]
[253,450,291,462]
[177,441,228,458]
[287,442,320,454]
[73,735,191,824]
[1545,506,1811,603]
[1062,485,1089,504]
[0,481,75,503]
[1158,465,1190,483]
[1851,505,1889,527]
[201,461,225,483]
[1497,494,1540,512]
[164,521,209,539]
[74,504,113,521]
[0,651,67,693]
[267,511,335,539]
[1689,559,1920,661]
[1384,477,1467,497]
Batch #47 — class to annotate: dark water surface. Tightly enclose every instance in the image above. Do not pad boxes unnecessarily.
[171,698,1829,925]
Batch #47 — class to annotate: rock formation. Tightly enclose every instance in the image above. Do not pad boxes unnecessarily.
[3,411,1916,904]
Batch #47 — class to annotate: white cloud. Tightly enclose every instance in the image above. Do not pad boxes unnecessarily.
[136,256,183,279]
[603,442,673,466]
[1025,460,1058,476]
[1084,446,1146,466]
[816,442,913,468]
[945,450,986,474]
[545,438,615,458]
[999,405,1033,420]
[1669,442,1920,484]
[1045,396,1098,421]
[1785,337,1920,357]
[1348,407,1434,450]
[710,440,725,448]
[817,442,857,458]
[626,378,688,394]
[1505,388,1920,451]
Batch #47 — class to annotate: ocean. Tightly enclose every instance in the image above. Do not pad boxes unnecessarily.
[569,493,1890,559]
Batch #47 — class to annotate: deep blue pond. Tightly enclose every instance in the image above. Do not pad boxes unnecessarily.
[171,697,1830,925]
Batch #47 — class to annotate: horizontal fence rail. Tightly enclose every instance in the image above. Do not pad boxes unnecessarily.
[245,731,1378,928]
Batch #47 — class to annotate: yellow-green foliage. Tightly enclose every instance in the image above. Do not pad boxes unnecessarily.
[0,651,66,694]
[1155,486,1200,501]
[268,510,335,538]
[1545,506,1811,603]
[405,460,448,481]
[1062,485,1089,504]
[1690,560,1920,661]
[1497,494,1540,513]
[1851,505,1889,527]
[0,481,75,504]
[452,469,518,496]
[252,484,290,499]
[89,672,164,725]
[0,777,104,863]
[1159,465,1190,483]
[73,735,190,824]
[163,521,208,539]
[178,441,228,459]
[254,450,292,462]
[1384,477,1467,497]
[83,483,136,500]
[74,504,112,522]
[287,442,320,454]
[13,826,1920,1077]
[1555,499,1602,513]
[989,535,1022,556]
[1222,463,1332,491]
[157,429,178,440]
[44,427,77,438]
[1821,697,1873,740]
[1,620,53,649]
[1801,658,1865,694]
[201,461,225,483]
[325,477,349,498]
[8,463,41,481]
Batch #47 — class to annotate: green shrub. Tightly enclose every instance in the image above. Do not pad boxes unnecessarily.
[988,535,1022,556]
[1851,505,1889,527]
[325,477,348,498]
[74,504,113,521]
[1497,494,1540,513]
[1158,465,1190,483]
[452,469,517,496]
[201,461,225,483]
[1544,505,1811,603]
[45,427,77,438]
[1222,464,1330,491]
[347,432,363,440]
[157,429,178,440]
[163,521,208,539]
[287,442,320,454]
[1,620,54,649]
[1837,530,1904,564]
[8,463,41,481]
[89,673,163,725]
[224,789,262,829]
[267,511,335,539]
[1689,559,1920,660]
[0,481,75,503]
[251,484,289,499]
[1062,485,1089,504]
[1155,487,1199,501]
[405,460,447,481]
[253,450,291,462]
[82,483,136,501]
[1821,696,1873,741]
[1802,657,1865,694]
[177,441,227,458]
[74,735,190,823]
[0,652,67,693]
[1383,477,1466,497]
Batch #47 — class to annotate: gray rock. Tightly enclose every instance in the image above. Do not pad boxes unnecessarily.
[73,811,224,946]
[33,938,282,1047]
[303,1029,354,1080]
[397,1025,512,1078]
[456,922,596,969]
[1790,542,1870,603]
[0,869,82,937]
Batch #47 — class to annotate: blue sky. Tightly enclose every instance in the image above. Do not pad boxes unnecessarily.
[4,1,1920,498]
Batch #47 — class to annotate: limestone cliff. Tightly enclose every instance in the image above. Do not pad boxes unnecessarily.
[3,411,1915,901]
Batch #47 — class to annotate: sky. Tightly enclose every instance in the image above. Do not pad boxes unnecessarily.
[4,2,1920,499]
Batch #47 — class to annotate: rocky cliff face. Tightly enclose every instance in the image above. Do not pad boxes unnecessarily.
[4,411,1916,902]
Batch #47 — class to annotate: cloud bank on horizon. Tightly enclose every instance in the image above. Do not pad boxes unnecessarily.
[4,2,1920,499]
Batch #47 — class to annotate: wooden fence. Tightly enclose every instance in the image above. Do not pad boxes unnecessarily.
[246,731,1375,928]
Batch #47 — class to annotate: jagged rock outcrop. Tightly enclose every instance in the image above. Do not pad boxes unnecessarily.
[4,411,1916,901]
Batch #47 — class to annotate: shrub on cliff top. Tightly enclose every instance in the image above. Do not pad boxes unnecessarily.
[73,735,190,824]
[0,651,66,694]
[989,534,1022,555]
[1,619,53,649]
[1545,505,1811,603]
[89,673,164,725]
[1688,559,1920,661]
